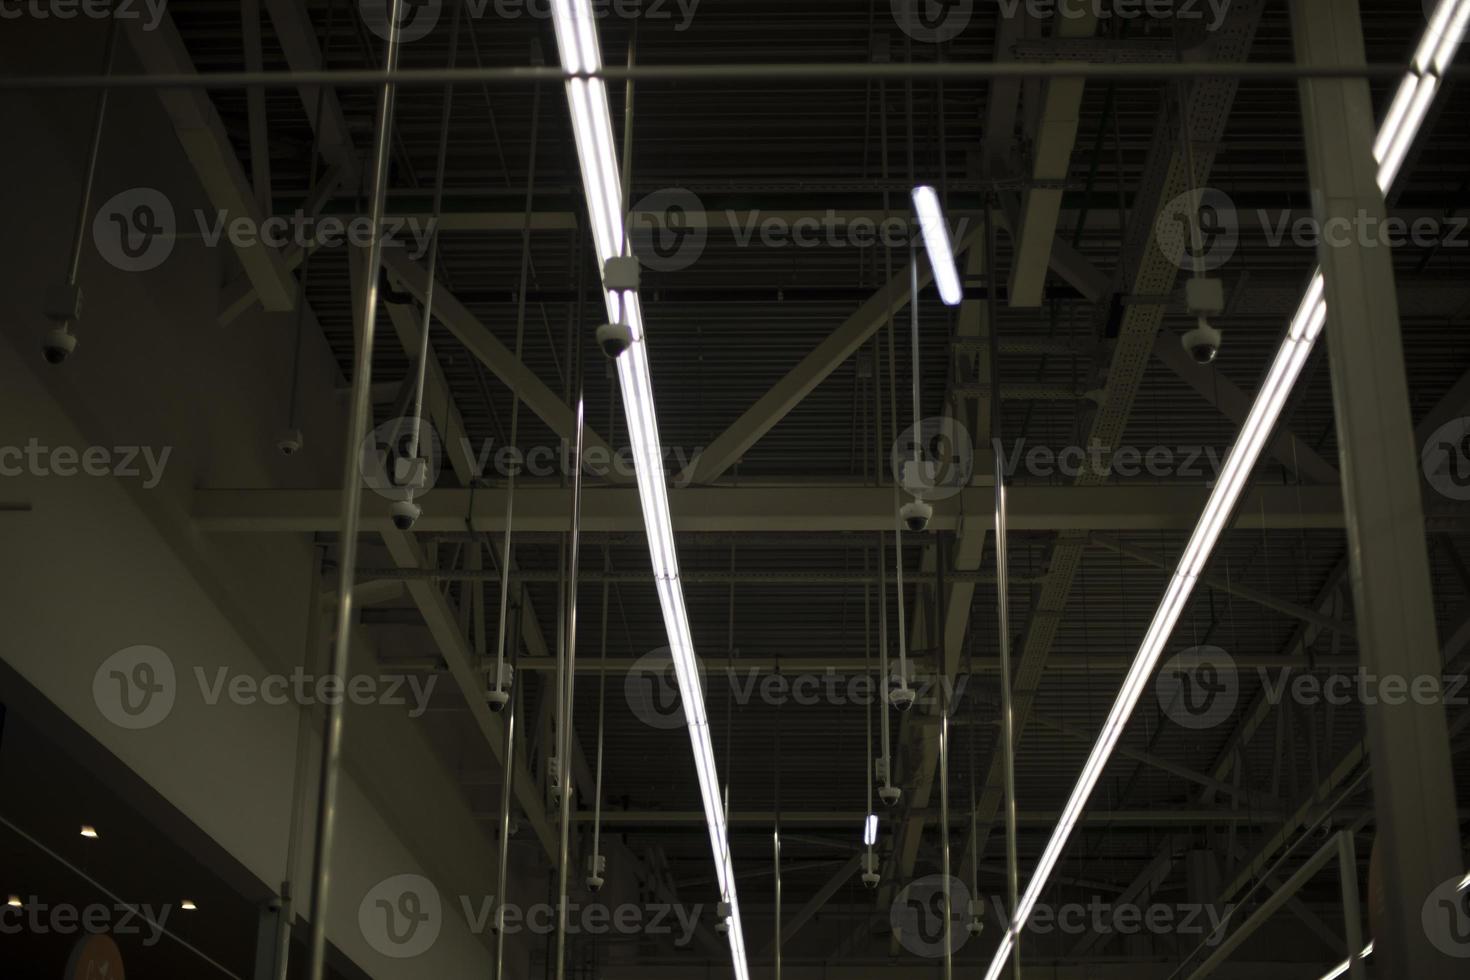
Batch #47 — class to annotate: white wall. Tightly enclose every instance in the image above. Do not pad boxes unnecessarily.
[0,17,509,979]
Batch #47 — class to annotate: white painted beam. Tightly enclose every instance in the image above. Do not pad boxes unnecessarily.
[679,224,986,485]
[192,484,1352,534]
[121,19,295,311]
[1006,1,1099,308]
[379,248,624,475]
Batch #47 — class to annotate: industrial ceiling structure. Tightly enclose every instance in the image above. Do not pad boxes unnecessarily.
[3,1,1470,979]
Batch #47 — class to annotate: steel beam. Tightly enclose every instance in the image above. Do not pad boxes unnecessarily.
[1007,0,1099,307]
[1030,714,1279,809]
[380,249,622,471]
[678,223,986,485]
[261,0,361,187]
[969,0,1267,868]
[121,19,295,311]
[758,854,861,958]
[1294,2,1462,976]
[1151,333,1340,485]
[570,809,1288,827]
[380,528,558,860]
[192,484,1351,534]
[1089,534,1354,636]
[388,653,1360,675]
[1183,833,1343,980]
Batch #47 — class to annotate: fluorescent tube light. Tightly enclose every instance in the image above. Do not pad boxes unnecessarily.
[1318,942,1374,980]
[981,14,1461,980]
[912,186,963,306]
[863,813,879,847]
[1376,74,1439,190]
[549,4,749,979]
[1417,0,1470,72]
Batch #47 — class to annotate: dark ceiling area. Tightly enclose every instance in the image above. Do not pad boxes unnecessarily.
[3,0,1470,978]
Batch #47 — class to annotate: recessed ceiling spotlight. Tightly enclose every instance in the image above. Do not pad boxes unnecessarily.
[180,899,197,911]
[79,825,98,839]
[6,895,22,908]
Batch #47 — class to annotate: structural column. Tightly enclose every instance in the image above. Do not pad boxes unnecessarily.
[1291,1,1462,976]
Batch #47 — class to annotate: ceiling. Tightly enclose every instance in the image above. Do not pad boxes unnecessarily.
[11,0,1470,975]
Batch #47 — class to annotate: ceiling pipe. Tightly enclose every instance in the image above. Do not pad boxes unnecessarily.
[303,0,404,976]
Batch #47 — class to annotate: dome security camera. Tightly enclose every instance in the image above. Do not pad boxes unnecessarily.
[966,898,986,936]
[899,499,933,534]
[595,322,634,359]
[888,666,917,712]
[390,498,422,531]
[878,784,902,807]
[888,686,917,711]
[485,663,515,712]
[277,429,304,456]
[43,324,77,365]
[1182,321,1222,365]
[585,853,607,894]
[861,853,881,890]
[42,284,82,365]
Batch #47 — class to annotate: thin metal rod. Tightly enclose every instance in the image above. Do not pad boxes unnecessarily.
[554,395,586,980]
[279,545,326,980]
[65,15,121,286]
[493,596,521,980]
[908,262,921,468]
[1337,832,1366,980]
[590,383,617,879]
[407,7,463,466]
[863,548,874,858]
[620,22,637,214]
[303,3,403,976]
[590,547,609,874]
[877,533,893,791]
[937,541,953,980]
[5,62,1433,93]
[492,77,544,696]
[774,673,783,980]
[987,195,1021,980]
[891,476,909,690]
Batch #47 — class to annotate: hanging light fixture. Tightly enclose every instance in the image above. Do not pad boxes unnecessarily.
[547,4,749,977]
